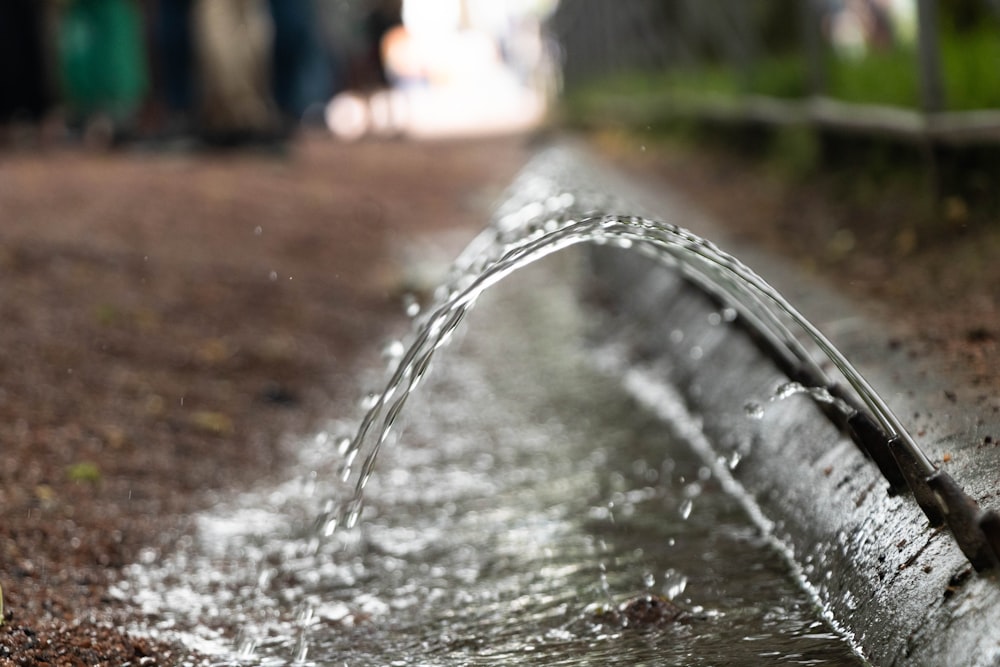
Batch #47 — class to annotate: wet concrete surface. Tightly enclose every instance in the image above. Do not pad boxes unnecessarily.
[115,253,864,665]
[541,144,1000,666]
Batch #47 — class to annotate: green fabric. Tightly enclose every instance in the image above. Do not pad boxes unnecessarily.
[59,0,149,122]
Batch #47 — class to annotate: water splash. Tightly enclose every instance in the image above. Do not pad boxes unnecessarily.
[678,498,694,520]
[744,402,765,420]
[321,196,921,546]
[743,382,855,422]
[280,148,936,664]
[126,150,912,663]
[661,569,688,601]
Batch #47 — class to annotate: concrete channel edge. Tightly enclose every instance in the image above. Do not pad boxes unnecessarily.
[498,143,1000,666]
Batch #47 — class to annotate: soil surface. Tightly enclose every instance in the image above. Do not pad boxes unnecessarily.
[2,125,997,664]
[0,134,530,665]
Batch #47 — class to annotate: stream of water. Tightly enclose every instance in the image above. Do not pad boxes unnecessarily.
[116,151,884,664]
[119,258,863,665]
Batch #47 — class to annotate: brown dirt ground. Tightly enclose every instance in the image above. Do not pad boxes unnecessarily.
[0,134,530,665]
[2,125,997,664]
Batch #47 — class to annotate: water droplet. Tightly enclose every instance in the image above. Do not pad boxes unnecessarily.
[340,448,359,481]
[679,498,693,519]
[707,312,722,326]
[811,386,835,404]
[774,381,806,400]
[402,294,421,318]
[293,634,309,663]
[669,329,684,344]
[689,346,703,360]
[381,339,405,364]
[345,500,363,529]
[296,602,315,623]
[336,436,352,456]
[269,270,278,281]
[722,306,738,322]
[643,572,655,589]
[728,450,742,470]
[237,636,257,657]
[359,392,379,410]
[662,569,688,600]
[744,402,765,419]
[254,225,263,236]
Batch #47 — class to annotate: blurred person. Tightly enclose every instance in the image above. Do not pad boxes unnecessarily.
[192,0,279,146]
[268,0,335,131]
[0,0,52,143]
[152,0,197,139]
[824,0,897,57]
[56,0,149,145]
[324,0,403,141]
[364,0,403,89]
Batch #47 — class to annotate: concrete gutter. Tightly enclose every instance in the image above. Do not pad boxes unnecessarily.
[501,144,1000,666]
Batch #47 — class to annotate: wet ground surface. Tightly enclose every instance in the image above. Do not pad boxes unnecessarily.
[117,259,862,665]
[0,134,530,663]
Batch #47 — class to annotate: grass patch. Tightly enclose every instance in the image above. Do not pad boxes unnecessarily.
[67,461,102,484]
[564,26,1000,112]
[940,27,1000,109]
[826,47,920,107]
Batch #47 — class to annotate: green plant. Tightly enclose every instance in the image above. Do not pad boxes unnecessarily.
[826,45,920,108]
[67,461,102,484]
[940,26,1000,110]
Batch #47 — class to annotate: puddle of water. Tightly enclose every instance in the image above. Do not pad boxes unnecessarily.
[117,258,863,666]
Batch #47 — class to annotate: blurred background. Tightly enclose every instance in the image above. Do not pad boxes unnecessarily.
[547,0,1000,264]
[554,0,1000,112]
[0,0,559,147]
[3,0,1000,151]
